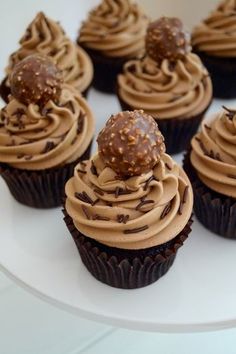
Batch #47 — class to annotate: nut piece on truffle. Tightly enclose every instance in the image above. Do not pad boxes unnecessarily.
[97,110,165,177]
[146,17,191,63]
[10,54,63,106]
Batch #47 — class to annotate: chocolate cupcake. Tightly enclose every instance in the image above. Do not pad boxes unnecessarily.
[64,110,193,289]
[0,12,93,102]
[117,17,213,154]
[77,0,148,93]
[183,106,236,238]
[0,54,95,208]
[192,0,236,98]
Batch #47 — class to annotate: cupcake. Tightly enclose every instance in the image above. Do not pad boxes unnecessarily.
[117,17,213,154]
[192,0,236,98]
[0,12,93,102]
[64,110,193,289]
[77,0,149,93]
[0,54,95,208]
[184,106,236,238]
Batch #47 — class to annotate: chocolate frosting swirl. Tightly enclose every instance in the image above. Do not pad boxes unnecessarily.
[190,108,236,198]
[5,12,93,93]
[78,0,149,58]
[0,84,94,170]
[65,153,193,250]
[192,0,236,57]
[118,53,212,119]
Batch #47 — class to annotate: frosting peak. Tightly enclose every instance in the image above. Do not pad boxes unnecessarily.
[192,0,236,57]
[5,12,93,93]
[78,0,149,58]
[190,107,236,198]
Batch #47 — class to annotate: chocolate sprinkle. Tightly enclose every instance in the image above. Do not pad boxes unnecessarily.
[123,225,149,234]
[115,187,121,198]
[196,136,223,161]
[115,175,127,181]
[118,188,132,195]
[41,141,56,154]
[90,160,98,176]
[92,198,100,206]
[77,111,85,134]
[117,214,130,224]
[71,136,77,145]
[75,191,94,205]
[77,169,86,174]
[215,153,222,162]
[182,185,189,204]
[160,200,172,220]
[135,199,155,211]
[178,202,184,216]
[93,188,104,196]
[204,124,211,131]
[81,205,90,220]
[195,137,209,156]
[92,214,110,221]
[165,162,172,170]
[227,174,236,179]
[178,185,189,215]
[143,176,156,191]
[107,187,132,197]
[222,106,236,120]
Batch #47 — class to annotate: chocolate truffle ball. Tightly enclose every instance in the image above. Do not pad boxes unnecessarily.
[146,17,191,63]
[97,110,165,177]
[10,54,62,106]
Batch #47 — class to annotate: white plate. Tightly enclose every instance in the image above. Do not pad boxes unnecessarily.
[1,88,236,333]
[1,0,236,334]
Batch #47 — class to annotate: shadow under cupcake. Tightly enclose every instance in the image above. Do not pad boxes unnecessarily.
[64,110,193,289]
[0,54,95,208]
[117,17,213,155]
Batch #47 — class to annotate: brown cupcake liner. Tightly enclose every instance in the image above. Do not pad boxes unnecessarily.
[0,141,92,208]
[118,95,211,155]
[0,76,91,103]
[63,209,193,289]
[183,152,236,239]
[79,44,132,94]
[193,48,236,99]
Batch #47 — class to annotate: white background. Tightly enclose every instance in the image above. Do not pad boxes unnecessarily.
[1,1,236,354]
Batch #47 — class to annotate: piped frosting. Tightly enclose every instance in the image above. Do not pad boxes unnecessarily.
[190,107,236,198]
[65,152,192,250]
[5,12,93,93]
[78,0,148,58]
[0,85,94,170]
[192,0,236,57]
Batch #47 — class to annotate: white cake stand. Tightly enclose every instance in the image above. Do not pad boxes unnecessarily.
[1,91,236,333]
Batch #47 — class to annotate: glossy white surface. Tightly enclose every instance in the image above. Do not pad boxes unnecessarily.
[1,0,236,334]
